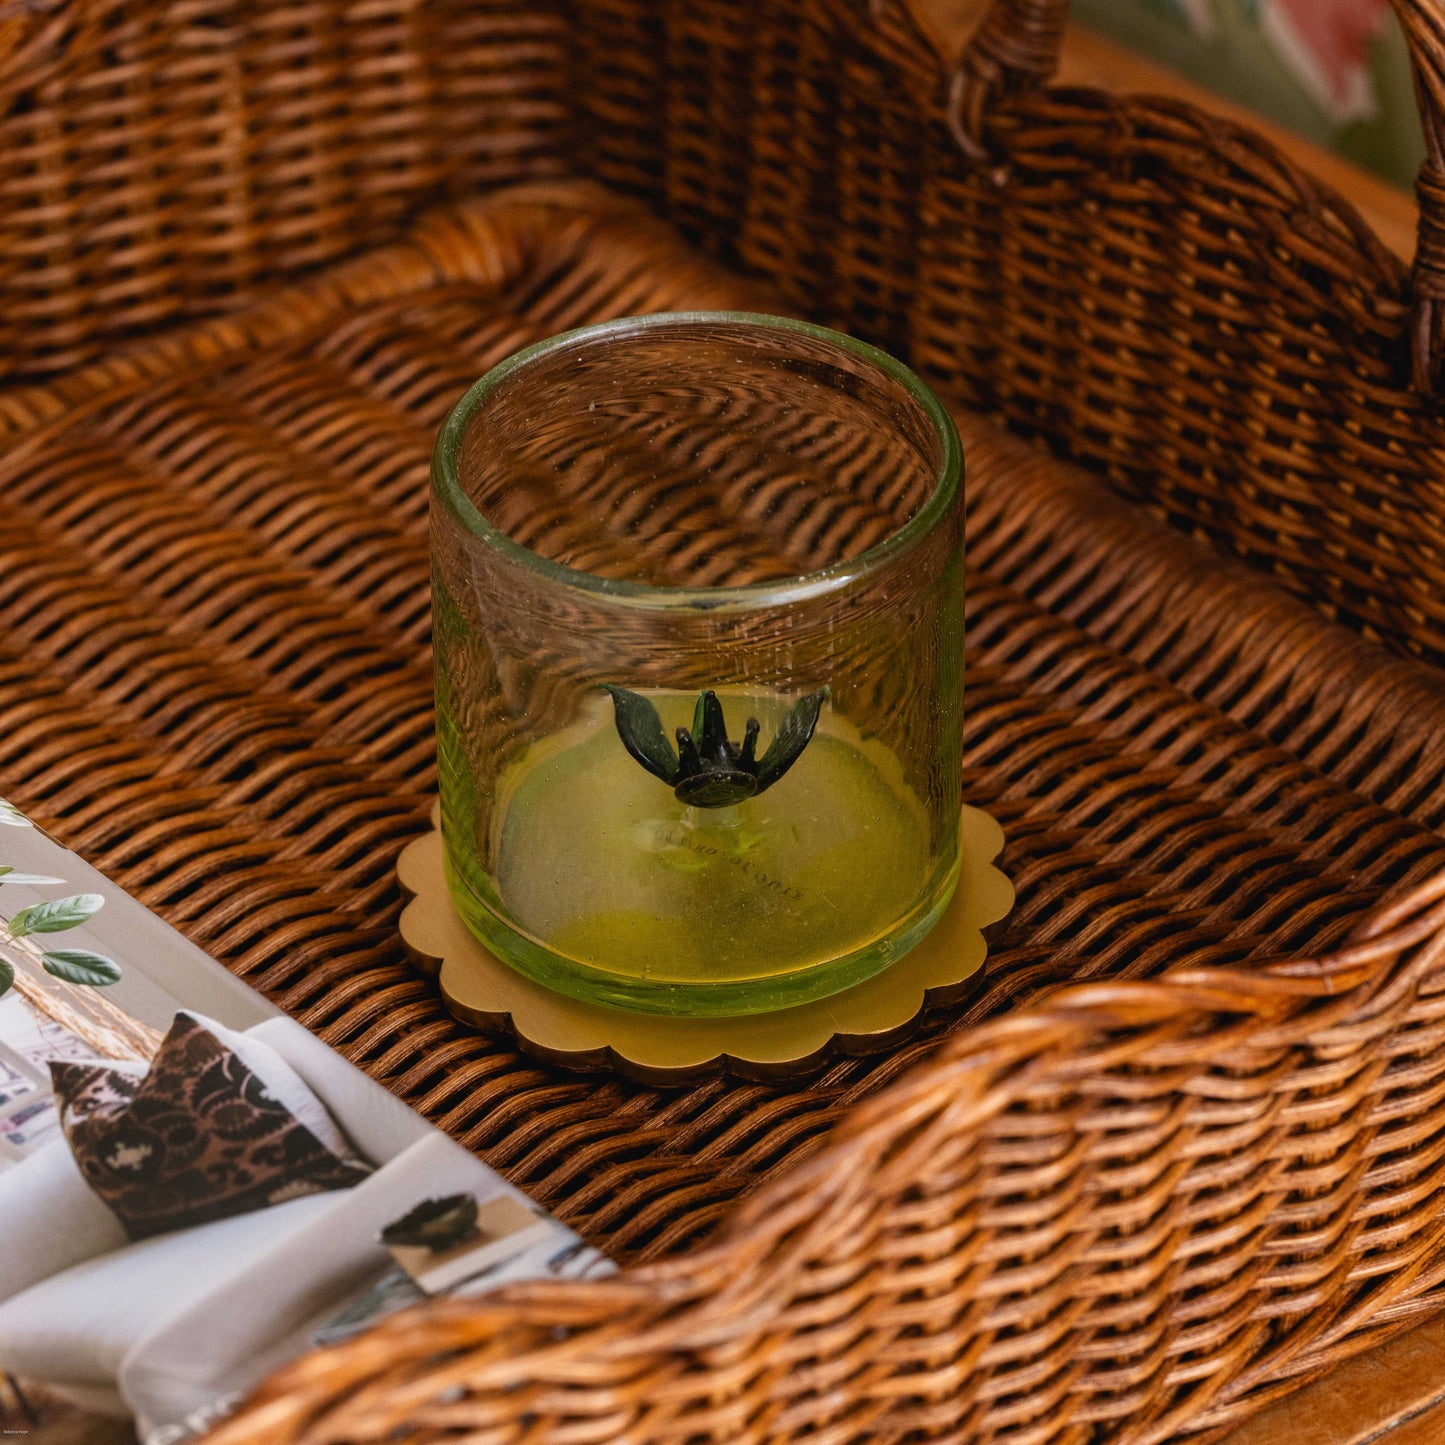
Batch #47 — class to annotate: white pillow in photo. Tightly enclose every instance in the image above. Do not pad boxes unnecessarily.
[187,1013,364,1165]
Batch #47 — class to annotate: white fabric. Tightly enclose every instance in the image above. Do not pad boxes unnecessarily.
[184,1012,363,1166]
[0,1190,337,1386]
[119,1132,512,1437]
[0,1139,126,1302]
[248,1016,432,1166]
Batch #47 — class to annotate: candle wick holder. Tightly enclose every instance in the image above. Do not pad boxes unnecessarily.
[602,685,828,808]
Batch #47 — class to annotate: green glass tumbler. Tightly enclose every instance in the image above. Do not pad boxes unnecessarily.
[432,312,963,1016]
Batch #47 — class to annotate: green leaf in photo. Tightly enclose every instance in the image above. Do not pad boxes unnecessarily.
[41,949,122,986]
[0,957,11,997]
[0,800,31,828]
[7,893,104,938]
[0,871,65,886]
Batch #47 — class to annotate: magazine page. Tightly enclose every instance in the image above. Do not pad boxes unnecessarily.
[0,796,611,1445]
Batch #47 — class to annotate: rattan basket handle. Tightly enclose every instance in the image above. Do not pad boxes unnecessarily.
[947,0,1067,160]
[950,0,1445,394]
[1391,0,1445,391]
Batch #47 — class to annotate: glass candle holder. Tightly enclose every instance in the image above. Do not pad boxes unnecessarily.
[432,312,963,1016]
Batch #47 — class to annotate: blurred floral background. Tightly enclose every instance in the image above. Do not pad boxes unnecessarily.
[1074,0,1424,188]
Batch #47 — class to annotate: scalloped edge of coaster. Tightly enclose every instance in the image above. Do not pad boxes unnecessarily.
[397,804,1013,1085]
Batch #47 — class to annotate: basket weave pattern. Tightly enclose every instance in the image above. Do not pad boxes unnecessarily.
[563,0,1445,673]
[0,0,567,381]
[0,186,1443,1442]
[5,0,1444,661]
[4,1,1445,1441]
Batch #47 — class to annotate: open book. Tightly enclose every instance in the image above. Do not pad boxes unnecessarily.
[0,796,610,1445]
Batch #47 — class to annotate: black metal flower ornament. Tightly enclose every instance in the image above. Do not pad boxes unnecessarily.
[602,685,829,808]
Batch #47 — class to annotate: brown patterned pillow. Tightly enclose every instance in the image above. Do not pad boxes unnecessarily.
[51,1012,370,1239]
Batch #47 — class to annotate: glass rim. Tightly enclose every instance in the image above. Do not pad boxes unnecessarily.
[431,310,962,612]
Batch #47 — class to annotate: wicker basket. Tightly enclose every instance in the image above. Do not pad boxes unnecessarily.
[6,1,1445,1441]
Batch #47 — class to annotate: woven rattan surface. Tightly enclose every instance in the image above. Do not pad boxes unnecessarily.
[0,0,570,382]
[10,0,1445,674]
[576,0,1445,676]
[14,0,1445,1437]
[7,185,1445,1442]
[12,0,1445,677]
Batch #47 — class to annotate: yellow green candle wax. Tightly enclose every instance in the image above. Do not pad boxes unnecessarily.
[441,688,958,1015]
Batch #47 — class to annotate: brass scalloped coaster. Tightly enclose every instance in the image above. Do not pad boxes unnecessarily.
[397,806,1013,1084]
